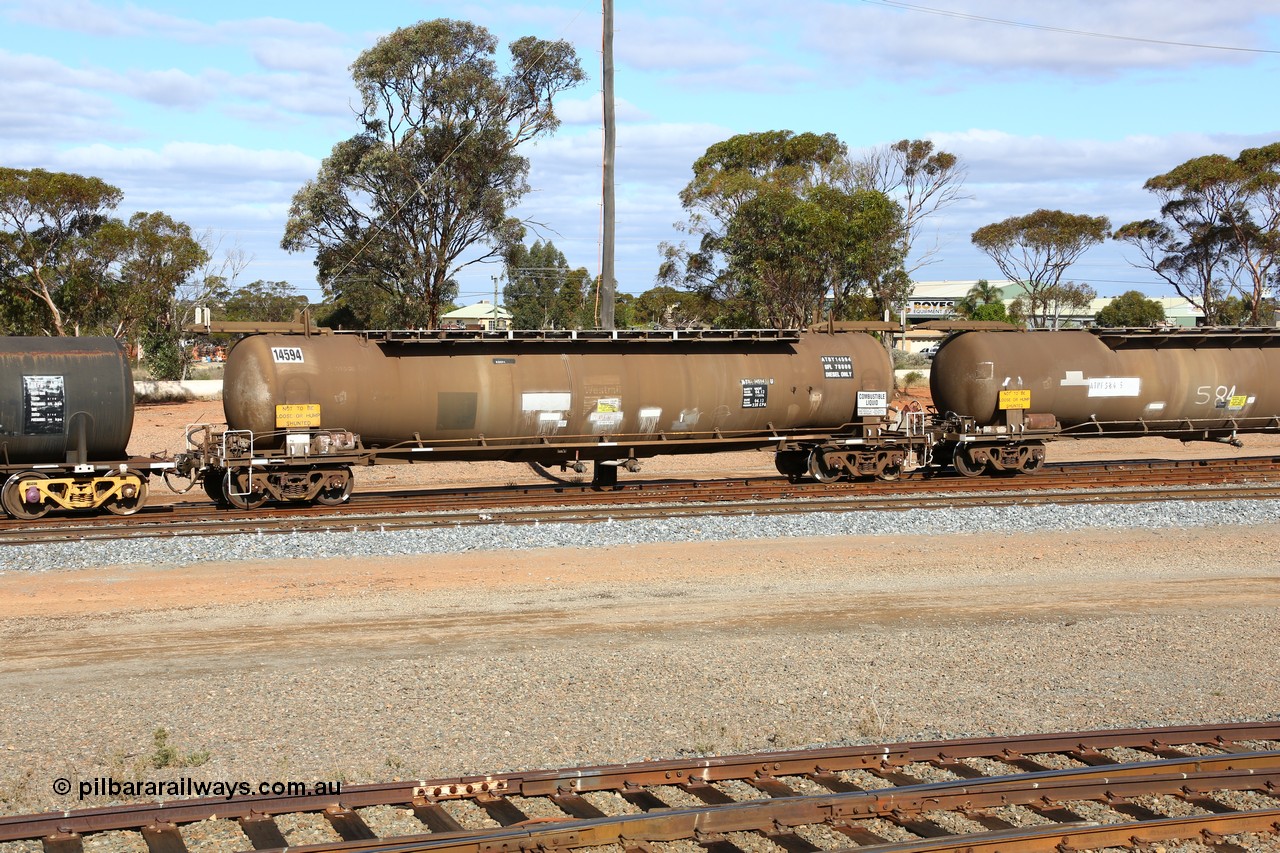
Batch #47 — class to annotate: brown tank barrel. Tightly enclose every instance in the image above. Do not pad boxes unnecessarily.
[223,332,892,459]
[931,329,1280,432]
[0,337,134,463]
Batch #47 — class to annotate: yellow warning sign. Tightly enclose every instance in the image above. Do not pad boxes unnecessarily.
[276,404,321,428]
[1228,394,1248,409]
[999,389,1031,410]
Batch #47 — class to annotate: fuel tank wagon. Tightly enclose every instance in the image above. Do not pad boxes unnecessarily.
[0,336,159,519]
[222,330,893,464]
[931,328,1280,439]
[0,336,133,463]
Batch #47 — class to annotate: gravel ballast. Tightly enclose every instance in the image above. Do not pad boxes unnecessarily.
[6,496,1280,571]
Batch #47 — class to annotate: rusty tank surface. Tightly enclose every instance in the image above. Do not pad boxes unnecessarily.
[222,330,893,462]
[931,328,1280,438]
[0,336,134,464]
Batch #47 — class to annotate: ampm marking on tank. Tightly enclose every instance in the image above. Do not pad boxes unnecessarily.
[271,346,305,363]
[822,355,854,379]
[1060,371,1141,397]
[999,389,1031,410]
[276,404,321,428]
[22,375,65,435]
[857,391,888,416]
[741,380,769,408]
[589,397,624,433]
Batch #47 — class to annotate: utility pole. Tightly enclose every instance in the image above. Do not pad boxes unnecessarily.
[599,0,616,329]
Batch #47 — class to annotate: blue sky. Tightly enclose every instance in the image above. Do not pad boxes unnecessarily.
[3,0,1279,308]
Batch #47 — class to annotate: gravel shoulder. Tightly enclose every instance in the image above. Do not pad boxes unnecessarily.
[1,524,1278,816]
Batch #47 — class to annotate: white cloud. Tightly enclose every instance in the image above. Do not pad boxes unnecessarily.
[124,68,215,109]
[927,129,1279,186]
[251,38,354,75]
[0,53,127,142]
[804,1,1279,78]
[3,0,346,47]
[55,142,317,184]
[4,0,185,38]
[555,93,651,125]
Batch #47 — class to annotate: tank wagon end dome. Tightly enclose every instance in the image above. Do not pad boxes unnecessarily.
[0,336,133,463]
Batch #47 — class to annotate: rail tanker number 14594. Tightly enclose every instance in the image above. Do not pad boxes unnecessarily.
[271,346,305,363]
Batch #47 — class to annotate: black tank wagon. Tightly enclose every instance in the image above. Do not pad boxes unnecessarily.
[0,337,171,519]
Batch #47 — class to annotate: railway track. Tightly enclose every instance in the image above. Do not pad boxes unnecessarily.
[3,455,1280,544]
[2,723,1278,853]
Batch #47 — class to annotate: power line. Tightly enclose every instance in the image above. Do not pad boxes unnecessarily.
[860,0,1280,55]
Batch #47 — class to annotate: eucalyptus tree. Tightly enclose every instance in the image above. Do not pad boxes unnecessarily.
[1116,142,1280,325]
[971,209,1110,329]
[851,138,968,275]
[661,130,904,328]
[0,167,123,335]
[282,19,585,329]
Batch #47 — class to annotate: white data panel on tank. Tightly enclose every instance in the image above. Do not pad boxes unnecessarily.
[1087,377,1140,397]
[522,392,571,412]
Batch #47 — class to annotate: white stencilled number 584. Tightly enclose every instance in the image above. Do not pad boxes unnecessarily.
[271,346,305,363]
[1194,384,1235,406]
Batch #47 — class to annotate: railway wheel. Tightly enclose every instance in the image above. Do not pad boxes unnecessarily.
[222,469,268,510]
[1020,443,1046,474]
[2,472,51,520]
[876,459,902,482]
[807,449,843,484]
[314,467,354,506]
[952,446,987,478]
[103,469,148,516]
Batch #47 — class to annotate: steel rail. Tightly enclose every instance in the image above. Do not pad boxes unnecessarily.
[5,454,1280,543]
[3,723,1277,847]
[840,810,1280,852]
[233,762,1280,853]
[37,754,1280,853]
[9,453,1280,528]
[7,478,1280,546]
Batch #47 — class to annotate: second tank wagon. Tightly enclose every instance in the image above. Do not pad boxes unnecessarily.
[932,327,1280,440]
